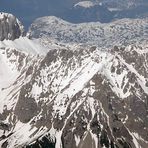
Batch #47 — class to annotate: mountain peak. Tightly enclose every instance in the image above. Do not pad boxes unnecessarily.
[0,12,24,41]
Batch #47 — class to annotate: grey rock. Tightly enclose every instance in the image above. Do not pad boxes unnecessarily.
[0,12,24,41]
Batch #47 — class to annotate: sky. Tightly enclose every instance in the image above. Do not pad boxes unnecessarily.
[0,0,77,28]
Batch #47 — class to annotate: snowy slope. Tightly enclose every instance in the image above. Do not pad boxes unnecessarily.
[0,37,49,55]
[0,44,148,148]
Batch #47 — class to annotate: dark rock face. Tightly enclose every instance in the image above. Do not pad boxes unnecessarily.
[26,136,55,148]
[0,45,148,148]
[14,89,38,123]
[0,13,24,41]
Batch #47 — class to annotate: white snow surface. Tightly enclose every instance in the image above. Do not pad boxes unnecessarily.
[74,1,96,8]
[0,37,48,55]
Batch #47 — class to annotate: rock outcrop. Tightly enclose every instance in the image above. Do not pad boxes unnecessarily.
[0,12,24,41]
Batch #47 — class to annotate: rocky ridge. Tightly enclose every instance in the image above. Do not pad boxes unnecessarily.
[0,13,24,41]
[0,12,148,148]
[29,16,148,48]
[0,44,148,148]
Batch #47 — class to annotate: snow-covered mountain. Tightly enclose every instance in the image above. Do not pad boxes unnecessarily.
[29,16,148,48]
[0,38,148,148]
[0,13,148,148]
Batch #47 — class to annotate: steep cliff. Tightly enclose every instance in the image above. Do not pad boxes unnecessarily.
[0,13,24,41]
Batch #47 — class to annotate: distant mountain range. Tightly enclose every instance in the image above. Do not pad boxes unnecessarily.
[0,0,148,29]
[28,15,148,49]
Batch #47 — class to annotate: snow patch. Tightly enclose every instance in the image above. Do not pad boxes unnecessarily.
[74,135,81,146]
[74,1,96,8]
